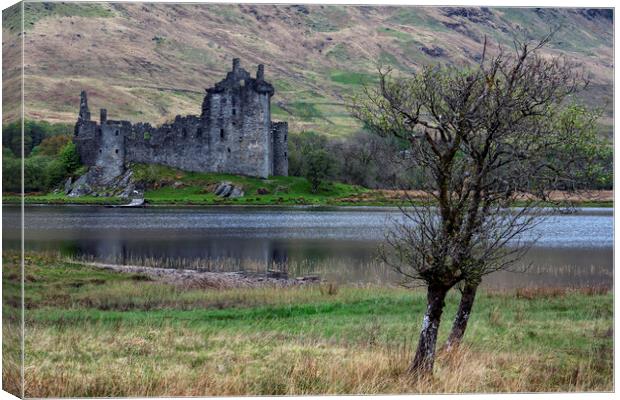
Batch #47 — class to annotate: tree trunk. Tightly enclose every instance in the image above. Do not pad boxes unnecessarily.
[408,285,448,377]
[444,282,479,351]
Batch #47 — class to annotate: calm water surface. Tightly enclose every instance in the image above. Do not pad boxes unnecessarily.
[2,205,613,289]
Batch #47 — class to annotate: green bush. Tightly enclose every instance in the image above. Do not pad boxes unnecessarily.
[45,158,69,189]
[59,142,81,174]
[31,135,71,156]
[2,150,21,193]
[304,148,334,193]
[24,156,50,192]
[2,119,72,157]
[3,135,82,193]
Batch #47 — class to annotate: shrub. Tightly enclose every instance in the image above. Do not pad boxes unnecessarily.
[31,135,71,156]
[304,148,333,193]
[24,156,51,192]
[2,150,21,193]
[59,142,81,174]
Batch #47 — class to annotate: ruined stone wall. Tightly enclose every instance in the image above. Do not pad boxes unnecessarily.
[74,120,100,167]
[271,122,288,176]
[125,116,209,172]
[74,60,288,180]
[97,121,130,183]
[201,59,275,178]
[203,86,272,178]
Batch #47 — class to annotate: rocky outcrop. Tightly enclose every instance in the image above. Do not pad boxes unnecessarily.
[66,167,143,199]
[420,45,446,57]
[442,7,493,23]
[214,181,244,198]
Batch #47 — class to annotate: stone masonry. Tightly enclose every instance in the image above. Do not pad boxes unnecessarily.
[74,59,288,180]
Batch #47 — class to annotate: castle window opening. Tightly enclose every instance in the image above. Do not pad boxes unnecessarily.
[115,130,119,136]
[232,109,236,115]
[115,149,119,154]
[220,128,225,139]
[227,147,231,153]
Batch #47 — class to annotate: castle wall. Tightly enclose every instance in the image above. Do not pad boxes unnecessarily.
[74,120,100,167]
[212,86,272,178]
[271,122,289,176]
[97,121,130,183]
[125,116,210,172]
[74,60,288,180]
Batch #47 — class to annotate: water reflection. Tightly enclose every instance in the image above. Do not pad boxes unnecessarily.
[2,205,613,289]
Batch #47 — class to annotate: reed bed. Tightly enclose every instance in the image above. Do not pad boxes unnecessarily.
[65,252,612,289]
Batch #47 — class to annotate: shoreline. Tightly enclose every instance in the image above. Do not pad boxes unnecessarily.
[3,197,614,208]
[78,261,320,289]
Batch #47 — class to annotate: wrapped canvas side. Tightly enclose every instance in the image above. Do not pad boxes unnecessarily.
[2,1,25,398]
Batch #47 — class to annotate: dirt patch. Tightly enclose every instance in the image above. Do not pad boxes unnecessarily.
[83,262,319,289]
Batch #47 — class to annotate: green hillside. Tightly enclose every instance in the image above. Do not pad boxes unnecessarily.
[2,4,613,137]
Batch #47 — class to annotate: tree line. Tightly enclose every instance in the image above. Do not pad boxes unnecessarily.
[286,127,611,194]
[2,120,82,193]
[1,110,611,195]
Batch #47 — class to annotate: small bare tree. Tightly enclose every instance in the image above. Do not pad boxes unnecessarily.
[351,33,605,376]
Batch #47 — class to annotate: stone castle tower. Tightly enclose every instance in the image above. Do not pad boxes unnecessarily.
[74,59,288,182]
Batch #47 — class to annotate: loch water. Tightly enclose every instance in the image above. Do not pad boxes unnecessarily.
[2,205,613,289]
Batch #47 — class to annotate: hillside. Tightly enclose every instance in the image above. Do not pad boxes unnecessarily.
[2,3,614,137]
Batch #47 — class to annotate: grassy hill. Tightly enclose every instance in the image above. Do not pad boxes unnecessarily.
[2,4,613,138]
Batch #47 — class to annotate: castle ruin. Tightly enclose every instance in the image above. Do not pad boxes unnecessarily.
[74,59,288,182]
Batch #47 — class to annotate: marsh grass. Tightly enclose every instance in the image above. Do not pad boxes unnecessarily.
[2,251,613,396]
[21,326,613,397]
[64,252,613,291]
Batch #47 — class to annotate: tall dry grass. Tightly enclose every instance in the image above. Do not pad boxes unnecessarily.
[22,325,611,397]
[2,320,22,397]
[9,250,613,396]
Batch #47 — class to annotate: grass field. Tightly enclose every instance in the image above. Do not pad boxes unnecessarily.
[3,163,614,207]
[3,163,384,206]
[2,251,613,396]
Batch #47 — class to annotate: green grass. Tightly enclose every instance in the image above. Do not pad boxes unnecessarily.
[5,169,612,209]
[4,163,612,208]
[378,51,409,70]
[3,251,613,396]
[325,43,350,62]
[387,9,449,33]
[330,71,378,86]
[136,164,371,206]
[3,163,379,206]
[289,102,324,121]
[377,27,413,41]
[3,193,126,205]
[9,252,614,351]
[3,2,114,32]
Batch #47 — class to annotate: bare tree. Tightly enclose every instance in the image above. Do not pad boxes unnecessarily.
[351,33,605,376]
